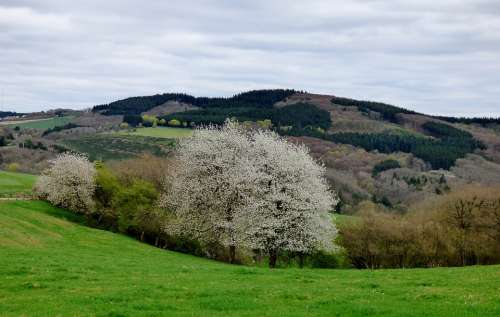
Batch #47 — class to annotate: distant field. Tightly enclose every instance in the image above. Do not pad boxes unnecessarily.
[0,170,36,197]
[60,134,176,161]
[0,200,498,316]
[117,127,193,138]
[5,116,74,130]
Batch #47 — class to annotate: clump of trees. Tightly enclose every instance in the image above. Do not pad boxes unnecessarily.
[338,186,500,268]
[34,121,338,268]
[330,96,417,123]
[161,103,331,130]
[325,132,485,170]
[94,89,297,115]
[42,123,80,136]
[164,120,338,267]
[372,159,401,176]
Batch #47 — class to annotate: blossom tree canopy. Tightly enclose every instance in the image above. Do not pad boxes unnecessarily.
[34,152,96,213]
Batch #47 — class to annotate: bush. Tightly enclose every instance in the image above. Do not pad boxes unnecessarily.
[310,251,339,268]
[372,159,401,176]
[34,153,96,213]
[6,162,19,172]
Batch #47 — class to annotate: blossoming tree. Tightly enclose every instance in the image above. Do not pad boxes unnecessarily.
[244,130,338,267]
[165,121,258,263]
[34,153,96,213]
[166,120,338,267]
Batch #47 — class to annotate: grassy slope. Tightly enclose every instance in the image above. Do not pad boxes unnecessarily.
[0,200,498,317]
[61,134,175,161]
[6,116,74,130]
[0,170,37,197]
[117,127,193,138]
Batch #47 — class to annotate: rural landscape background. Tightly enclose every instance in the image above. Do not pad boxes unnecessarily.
[1,1,500,316]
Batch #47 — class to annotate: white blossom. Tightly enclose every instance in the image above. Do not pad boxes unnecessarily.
[164,120,338,265]
[243,130,338,258]
[165,120,258,259]
[34,153,96,213]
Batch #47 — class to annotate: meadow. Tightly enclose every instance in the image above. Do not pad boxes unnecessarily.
[117,127,193,138]
[60,134,176,161]
[5,116,74,130]
[0,170,36,197]
[0,198,498,316]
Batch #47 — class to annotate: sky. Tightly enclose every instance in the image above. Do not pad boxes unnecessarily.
[1,0,499,117]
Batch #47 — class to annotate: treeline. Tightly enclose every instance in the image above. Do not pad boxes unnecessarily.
[339,187,500,268]
[123,103,332,131]
[327,132,484,170]
[436,116,500,126]
[42,123,80,136]
[331,96,500,127]
[94,89,297,115]
[0,111,21,118]
[422,121,472,139]
[281,127,485,170]
[331,96,417,122]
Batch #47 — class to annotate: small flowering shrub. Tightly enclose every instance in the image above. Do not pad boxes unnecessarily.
[34,153,96,213]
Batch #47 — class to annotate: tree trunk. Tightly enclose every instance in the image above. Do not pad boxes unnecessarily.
[269,249,278,268]
[229,245,236,264]
[298,253,305,268]
[140,231,145,242]
[154,236,159,247]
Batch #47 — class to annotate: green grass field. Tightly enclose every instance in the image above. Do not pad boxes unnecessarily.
[0,200,498,316]
[7,116,74,130]
[117,127,193,138]
[0,170,37,197]
[60,134,176,161]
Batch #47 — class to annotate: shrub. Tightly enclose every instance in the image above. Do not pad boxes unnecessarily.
[310,251,339,268]
[372,159,401,176]
[6,162,19,172]
[34,153,96,213]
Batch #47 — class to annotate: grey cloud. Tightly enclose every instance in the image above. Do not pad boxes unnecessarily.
[0,0,499,116]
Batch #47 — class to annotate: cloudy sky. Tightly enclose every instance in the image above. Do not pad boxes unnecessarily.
[1,0,499,116]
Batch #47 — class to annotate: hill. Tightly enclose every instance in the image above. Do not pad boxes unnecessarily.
[1,199,499,316]
[3,89,500,213]
[86,90,500,213]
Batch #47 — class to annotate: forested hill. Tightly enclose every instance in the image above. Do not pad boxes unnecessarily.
[4,89,499,213]
[92,89,298,115]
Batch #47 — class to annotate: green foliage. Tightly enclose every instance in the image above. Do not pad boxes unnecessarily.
[326,132,484,170]
[162,103,330,130]
[113,179,158,233]
[94,166,121,211]
[310,251,340,268]
[272,103,331,129]
[42,123,79,136]
[168,119,181,126]
[19,139,47,150]
[1,200,499,317]
[372,159,401,176]
[436,116,500,126]
[123,114,143,127]
[422,121,472,138]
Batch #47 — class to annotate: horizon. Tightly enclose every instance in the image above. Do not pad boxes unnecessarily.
[1,1,500,117]
[3,89,500,119]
